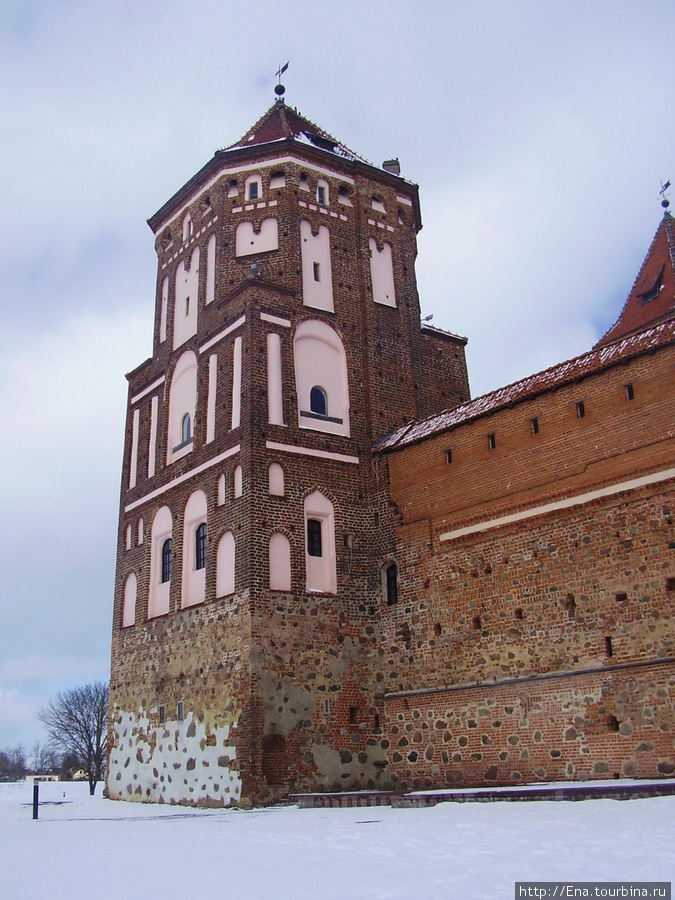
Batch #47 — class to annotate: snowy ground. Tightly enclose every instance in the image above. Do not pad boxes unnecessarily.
[2,781,673,900]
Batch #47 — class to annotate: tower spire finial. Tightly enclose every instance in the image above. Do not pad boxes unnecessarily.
[659,179,671,212]
[274,61,289,102]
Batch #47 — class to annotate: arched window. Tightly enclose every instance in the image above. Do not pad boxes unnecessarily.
[310,386,328,417]
[161,539,172,583]
[196,523,207,570]
[293,320,350,436]
[383,562,398,605]
[149,506,172,618]
[182,490,207,608]
[166,350,197,464]
[304,491,336,594]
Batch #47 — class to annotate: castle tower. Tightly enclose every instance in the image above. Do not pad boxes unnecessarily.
[106,100,469,807]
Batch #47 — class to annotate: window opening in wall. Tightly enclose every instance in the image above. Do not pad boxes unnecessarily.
[196,523,207,571]
[349,706,358,725]
[615,591,627,603]
[248,181,258,201]
[445,448,453,464]
[472,615,482,630]
[185,296,190,317]
[385,563,398,605]
[487,432,496,450]
[310,385,328,416]
[564,593,576,618]
[228,179,238,197]
[323,698,330,715]
[313,261,320,282]
[515,607,524,620]
[433,622,442,636]
[625,383,635,401]
[181,413,192,445]
[161,539,172,583]
[605,636,613,658]
[374,714,380,730]
[177,700,184,722]
[530,417,539,435]
[576,400,585,419]
[300,172,309,190]
[666,577,675,593]
[317,185,326,205]
[159,705,166,725]
[307,518,322,557]
[607,714,620,733]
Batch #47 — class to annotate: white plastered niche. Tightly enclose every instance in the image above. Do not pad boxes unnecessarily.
[300,220,334,312]
[173,247,200,350]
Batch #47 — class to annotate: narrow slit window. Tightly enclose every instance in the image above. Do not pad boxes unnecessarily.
[473,615,482,630]
[624,383,634,401]
[385,563,398,605]
[605,636,613,658]
[161,538,172,584]
[181,413,191,444]
[576,401,585,419]
[177,700,184,721]
[445,448,453,464]
[195,523,207,571]
[248,181,258,201]
[349,706,358,725]
[307,518,322,557]
[487,432,496,450]
[317,185,326,205]
[530,417,539,435]
[159,705,166,725]
[313,261,320,282]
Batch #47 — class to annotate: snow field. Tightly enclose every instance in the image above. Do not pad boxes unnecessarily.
[2,782,673,900]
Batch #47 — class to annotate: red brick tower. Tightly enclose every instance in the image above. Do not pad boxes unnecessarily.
[106,100,469,806]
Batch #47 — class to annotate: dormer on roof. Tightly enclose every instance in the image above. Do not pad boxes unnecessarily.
[595,212,675,347]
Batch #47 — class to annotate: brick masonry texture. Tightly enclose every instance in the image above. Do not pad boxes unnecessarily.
[107,102,675,807]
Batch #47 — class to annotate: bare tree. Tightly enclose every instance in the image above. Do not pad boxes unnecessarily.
[39,682,108,795]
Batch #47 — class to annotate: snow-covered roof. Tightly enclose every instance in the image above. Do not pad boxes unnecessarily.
[224,102,372,166]
[375,315,675,453]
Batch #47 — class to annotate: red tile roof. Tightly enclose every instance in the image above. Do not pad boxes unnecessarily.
[225,102,371,165]
[595,213,675,347]
[374,315,675,453]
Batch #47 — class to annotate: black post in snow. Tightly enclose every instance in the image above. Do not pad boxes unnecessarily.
[32,782,39,820]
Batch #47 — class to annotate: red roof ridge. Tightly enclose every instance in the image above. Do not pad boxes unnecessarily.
[375,316,675,453]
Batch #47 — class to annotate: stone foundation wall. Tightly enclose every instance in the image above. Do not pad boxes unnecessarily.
[384,661,675,789]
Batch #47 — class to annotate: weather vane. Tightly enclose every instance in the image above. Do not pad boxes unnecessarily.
[659,179,671,211]
[275,61,289,101]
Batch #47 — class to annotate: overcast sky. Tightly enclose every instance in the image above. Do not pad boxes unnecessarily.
[1,0,674,752]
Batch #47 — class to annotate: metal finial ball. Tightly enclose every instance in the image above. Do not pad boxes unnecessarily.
[275,83,286,97]
[662,198,670,209]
